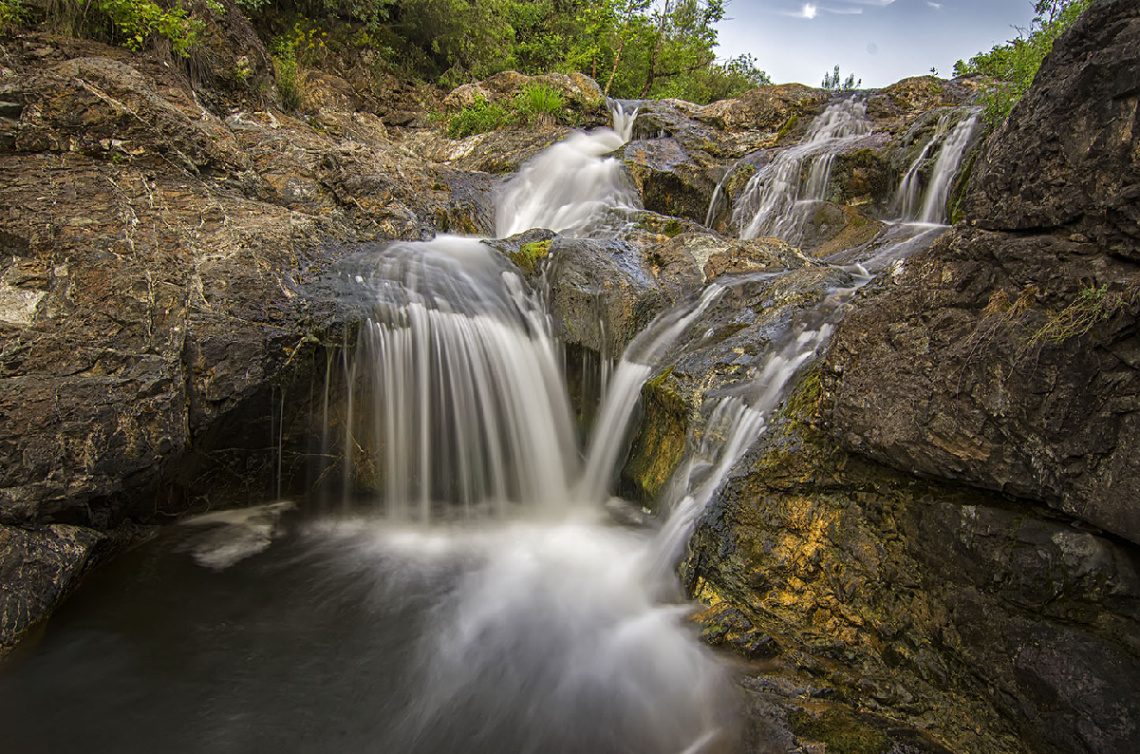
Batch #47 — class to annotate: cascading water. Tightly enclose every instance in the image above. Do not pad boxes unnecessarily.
[917,110,979,224]
[893,109,980,224]
[732,98,872,242]
[337,236,578,520]
[495,103,641,238]
[895,111,954,220]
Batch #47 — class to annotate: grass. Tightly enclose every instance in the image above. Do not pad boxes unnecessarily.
[447,83,566,138]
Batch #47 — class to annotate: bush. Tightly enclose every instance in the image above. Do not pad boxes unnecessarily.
[447,96,512,138]
[0,0,26,30]
[92,0,215,56]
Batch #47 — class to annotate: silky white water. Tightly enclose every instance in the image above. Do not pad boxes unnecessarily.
[894,109,980,224]
[733,98,872,242]
[496,103,641,238]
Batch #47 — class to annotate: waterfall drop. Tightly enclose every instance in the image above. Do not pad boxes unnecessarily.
[733,98,872,242]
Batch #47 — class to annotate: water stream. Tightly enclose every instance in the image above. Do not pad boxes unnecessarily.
[0,98,972,753]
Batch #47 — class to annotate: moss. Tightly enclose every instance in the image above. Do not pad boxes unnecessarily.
[776,113,800,141]
[790,708,892,754]
[507,239,552,274]
[663,218,683,238]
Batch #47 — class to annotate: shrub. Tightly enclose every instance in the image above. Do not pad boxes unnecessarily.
[447,96,512,139]
[513,83,563,126]
[0,0,26,30]
[92,0,215,56]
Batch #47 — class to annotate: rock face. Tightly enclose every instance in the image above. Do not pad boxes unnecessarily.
[965,0,1140,259]
[826,0,1140,545]
[612,4,1140,752]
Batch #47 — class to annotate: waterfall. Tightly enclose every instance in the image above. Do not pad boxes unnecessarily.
[337,236,579,521]
[495,103,641,238]
[918,110,979,224]
[893,108,980,224]
[732,98,872,243]
[895,111,954,220]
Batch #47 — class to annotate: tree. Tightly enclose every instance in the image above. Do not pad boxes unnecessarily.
[821,64,860,90]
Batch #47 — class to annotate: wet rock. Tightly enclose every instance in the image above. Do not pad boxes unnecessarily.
[622,137,716,224]
[0,524,104,652]
[545,236,669,357]
[682,361,1140,753]
[825,0,1140,545]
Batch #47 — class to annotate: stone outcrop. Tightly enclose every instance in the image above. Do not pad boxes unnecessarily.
[826,0,1140,545]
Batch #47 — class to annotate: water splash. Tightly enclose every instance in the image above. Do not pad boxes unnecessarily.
[733,98,872,243]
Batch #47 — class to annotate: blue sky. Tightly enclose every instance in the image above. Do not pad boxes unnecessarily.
[714,0,1040,87]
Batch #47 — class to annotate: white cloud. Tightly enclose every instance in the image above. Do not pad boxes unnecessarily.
[927,1,943,8]
[799,3,818,19]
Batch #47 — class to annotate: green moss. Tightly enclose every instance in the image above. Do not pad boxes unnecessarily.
[663,219,684,237]
[790,708,892,754]
[507,239,552,274]
[776,114,800,141]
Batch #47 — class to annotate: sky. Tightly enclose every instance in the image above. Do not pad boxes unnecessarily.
[714,0,1041,88]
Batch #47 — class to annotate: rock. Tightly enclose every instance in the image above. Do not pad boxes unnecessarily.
[0,524,104,652]
[965,0,1139,260]
[682,360,1140,753]
[698,84,829,136]
[622,137,716,224]
[826,228,1140,543]
[544,236,669,357]
[825,0,1140,544]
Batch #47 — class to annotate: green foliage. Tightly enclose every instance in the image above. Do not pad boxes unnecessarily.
[513,83,563,124]
[954,0,1090,124]
[447,96,512,138]
[0,0,26,30]
[269,33,303,110]
[822,65,860,90]
[92,0,214,56]
[233,0,761,105]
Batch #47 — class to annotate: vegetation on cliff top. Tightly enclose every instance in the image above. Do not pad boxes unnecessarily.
[1,0,769,105]
[954,0,1091,124]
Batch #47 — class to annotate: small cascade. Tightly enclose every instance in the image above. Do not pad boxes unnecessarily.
[895,112,954,220]
[893,109,979,224]
[643,272,868,587]
[336,236,579,521]
[496,103,641,238]
[579,283,730,503]
[732,98,872,243]
[918,110,979,223]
